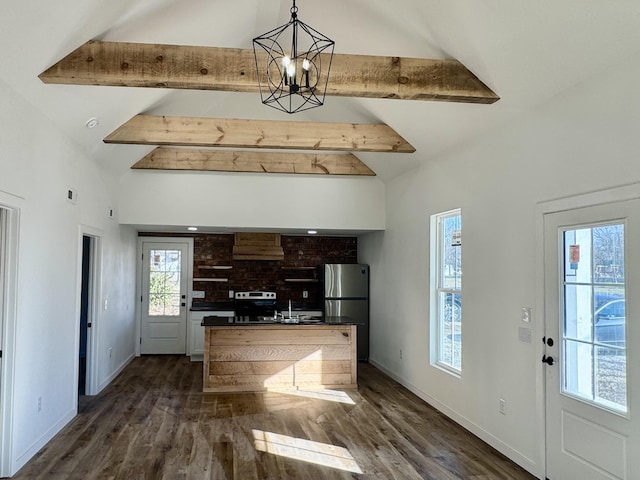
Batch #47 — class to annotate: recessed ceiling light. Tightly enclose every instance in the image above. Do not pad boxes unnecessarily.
[188,227,198,231]
[307,230,317,235]
[85,117,99,129]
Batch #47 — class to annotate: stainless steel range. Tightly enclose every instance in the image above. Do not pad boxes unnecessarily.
[234,291,277,317]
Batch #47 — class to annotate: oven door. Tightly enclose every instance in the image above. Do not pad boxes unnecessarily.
[234,299,277,317]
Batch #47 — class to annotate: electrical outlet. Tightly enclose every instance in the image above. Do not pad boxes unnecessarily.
[499,398,507,415]
[37,396,42,413]
[228,290,234,299]
[108,347,113,358]
[522,307,532,323]
[66,188,78,204]
[399,349,403,360]
[303,290,308,299]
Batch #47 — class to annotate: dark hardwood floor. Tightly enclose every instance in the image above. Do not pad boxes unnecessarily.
[11,356,536,479]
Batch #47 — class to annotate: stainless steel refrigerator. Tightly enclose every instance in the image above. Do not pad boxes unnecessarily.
[324,264,369,361]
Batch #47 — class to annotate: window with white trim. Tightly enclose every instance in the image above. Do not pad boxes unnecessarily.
[431,209,462,373]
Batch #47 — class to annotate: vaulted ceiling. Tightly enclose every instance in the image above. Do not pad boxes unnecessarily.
[2,0,639,181]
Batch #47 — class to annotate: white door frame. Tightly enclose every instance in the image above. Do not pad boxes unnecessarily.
[77,226,103,397]
[536,182,640,479]
[136,237,193,356]
[0,192,22,477]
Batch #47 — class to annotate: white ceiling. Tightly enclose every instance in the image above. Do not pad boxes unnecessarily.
[2,0,640,181]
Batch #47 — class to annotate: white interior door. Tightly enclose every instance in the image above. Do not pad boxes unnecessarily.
[544,199,640,479]
[0,208,6,476]
[0,208,5,381]
[0,209,5,405]
[141,241,189,354]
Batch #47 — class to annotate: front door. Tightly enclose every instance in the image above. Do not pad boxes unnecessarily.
[141,241,189,354]
[544,200,640,479]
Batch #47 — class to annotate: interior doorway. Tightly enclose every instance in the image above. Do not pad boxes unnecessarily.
[78,228,101,398]
[78,235,91,396]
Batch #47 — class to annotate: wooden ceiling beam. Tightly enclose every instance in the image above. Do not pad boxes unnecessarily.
[131,148,375,176]
[38,40,499,104]
[105,115,416,153]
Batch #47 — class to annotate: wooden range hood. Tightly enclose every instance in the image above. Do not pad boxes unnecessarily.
[232,232,284,261]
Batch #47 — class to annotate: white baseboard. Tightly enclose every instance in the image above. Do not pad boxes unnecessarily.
[367,357,542,479]
[12,407,76,476]
[11,353,136,476]
[96,353,135,395]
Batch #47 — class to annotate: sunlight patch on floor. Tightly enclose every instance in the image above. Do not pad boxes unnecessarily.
[252,429,363,474]
[271,388,355,405]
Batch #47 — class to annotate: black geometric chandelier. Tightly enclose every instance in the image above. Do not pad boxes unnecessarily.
[252,0,334,114]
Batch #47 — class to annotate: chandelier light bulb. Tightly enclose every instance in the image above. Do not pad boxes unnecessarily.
[302,58,310,87]
[253,0,335,113]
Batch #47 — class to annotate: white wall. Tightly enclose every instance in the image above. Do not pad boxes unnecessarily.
[117,170,386,232]
[359,51,640,477]
[0,78,138,476]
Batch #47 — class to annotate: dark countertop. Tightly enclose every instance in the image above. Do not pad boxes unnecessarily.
[201,315,362,326]
[191,302,323,312]
[190,302,235,311]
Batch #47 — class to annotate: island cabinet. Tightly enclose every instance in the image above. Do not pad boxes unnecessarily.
[203,325,357,393]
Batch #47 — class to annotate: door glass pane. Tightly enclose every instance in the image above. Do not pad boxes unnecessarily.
[564,339,593,400]
[593,224,624,284]
[148,249,182,317]
[564,228,592,284]
[562,224,627,413]
[564,284,593,343]
[595,345,627,408]
[594,285,625,348]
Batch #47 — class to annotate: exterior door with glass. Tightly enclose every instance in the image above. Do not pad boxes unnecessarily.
[141,241,189,354]
[544,200,640,479]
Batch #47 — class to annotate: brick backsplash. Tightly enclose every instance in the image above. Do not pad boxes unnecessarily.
[141,233,357,305]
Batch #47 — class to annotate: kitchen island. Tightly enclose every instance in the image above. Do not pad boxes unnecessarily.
[201,316,359,393]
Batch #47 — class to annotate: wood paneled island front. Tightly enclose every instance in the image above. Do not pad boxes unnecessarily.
[202,317,358,393]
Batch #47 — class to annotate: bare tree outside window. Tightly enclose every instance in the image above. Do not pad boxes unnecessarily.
[148,250,182,317]
[432,209,462,373]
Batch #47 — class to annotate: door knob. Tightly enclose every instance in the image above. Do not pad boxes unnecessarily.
[542,355,555,366]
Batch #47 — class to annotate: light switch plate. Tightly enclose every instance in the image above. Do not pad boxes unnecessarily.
[522,307,532,323]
